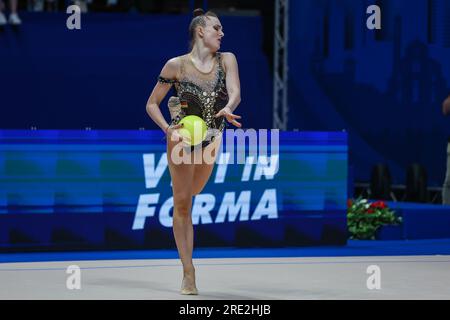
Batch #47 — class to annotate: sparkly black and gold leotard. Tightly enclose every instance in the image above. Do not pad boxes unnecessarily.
[158,52,228,146]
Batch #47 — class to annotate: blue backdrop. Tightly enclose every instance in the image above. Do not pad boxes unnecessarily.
[2,2,449,191]
[0,12,272,130]
[288,0,450,187]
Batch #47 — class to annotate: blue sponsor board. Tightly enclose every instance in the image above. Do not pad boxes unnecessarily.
[0,130,348,251]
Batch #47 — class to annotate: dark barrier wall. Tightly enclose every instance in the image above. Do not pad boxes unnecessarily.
[288,0,450,187]
[0,12,273,130]
[0,130,347,251]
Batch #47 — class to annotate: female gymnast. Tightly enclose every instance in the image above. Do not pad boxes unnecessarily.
[145,8,242,295]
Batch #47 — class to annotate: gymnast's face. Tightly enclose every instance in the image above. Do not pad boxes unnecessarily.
[199,17,224,52]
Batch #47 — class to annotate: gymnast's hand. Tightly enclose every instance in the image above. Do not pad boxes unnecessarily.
[443,96,450,116]
[215,107,242,128]
[166,123,184,142]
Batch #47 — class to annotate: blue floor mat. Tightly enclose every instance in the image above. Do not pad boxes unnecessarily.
[2,239,450,263]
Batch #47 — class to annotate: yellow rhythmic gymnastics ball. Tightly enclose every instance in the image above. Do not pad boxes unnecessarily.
[178,115,207,146]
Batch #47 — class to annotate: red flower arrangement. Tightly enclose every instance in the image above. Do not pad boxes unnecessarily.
[347,197,402,240]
